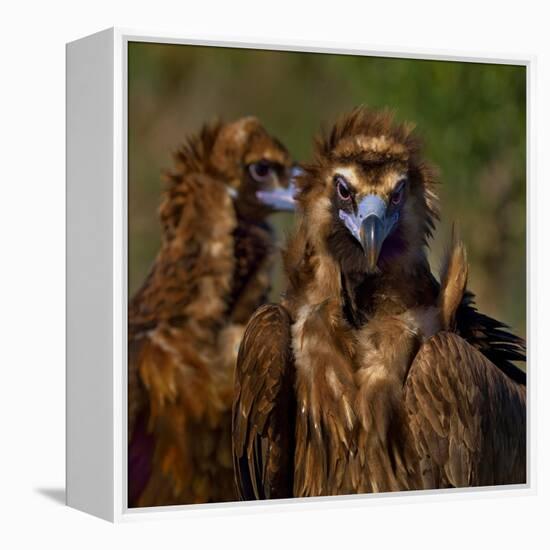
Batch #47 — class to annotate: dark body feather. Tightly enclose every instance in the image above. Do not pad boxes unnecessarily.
[128,118,294,507]
[232,108,526,499]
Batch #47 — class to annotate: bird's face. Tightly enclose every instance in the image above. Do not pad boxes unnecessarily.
[329,162,411,273]
[212,117,297,221]
[241,148,298,218]
[297,109,438,277]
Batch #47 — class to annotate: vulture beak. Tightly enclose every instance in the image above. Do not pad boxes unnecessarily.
[255,165,301,212]
[339,194,399,272]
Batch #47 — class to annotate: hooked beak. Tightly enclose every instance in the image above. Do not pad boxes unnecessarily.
[255,165,301,212]
[359,215,385,272]
[339,194,399,272]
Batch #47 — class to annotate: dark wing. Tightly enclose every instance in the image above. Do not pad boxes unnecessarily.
[127,336,154,507]
[405,332,526,489]
[232,304,295,500]
[456,291,526,384]
[430,263,526,385]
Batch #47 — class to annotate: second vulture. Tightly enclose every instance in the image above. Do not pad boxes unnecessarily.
[232,107,526,499]
[129,117,296,507]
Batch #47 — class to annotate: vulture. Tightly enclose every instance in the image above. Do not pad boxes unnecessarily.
[232,107,526,500]
[128,117,296,507]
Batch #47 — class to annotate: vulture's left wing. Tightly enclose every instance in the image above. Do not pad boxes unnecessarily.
[456,291,526,384]
[404,332,526,489]
[232,304,295,500]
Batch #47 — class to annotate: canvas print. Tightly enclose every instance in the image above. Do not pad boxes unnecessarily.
[127,42,526,507]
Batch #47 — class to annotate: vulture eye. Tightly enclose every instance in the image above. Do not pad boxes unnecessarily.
[391,180,407,205]
[248,161,273,183]
[335,176,351,201]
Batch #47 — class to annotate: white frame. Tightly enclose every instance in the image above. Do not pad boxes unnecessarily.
[66,27,535,523]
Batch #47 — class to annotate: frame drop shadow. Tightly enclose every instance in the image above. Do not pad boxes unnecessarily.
[35,487,66,505]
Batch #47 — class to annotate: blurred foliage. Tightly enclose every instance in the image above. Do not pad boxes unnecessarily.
[128,42,526,339]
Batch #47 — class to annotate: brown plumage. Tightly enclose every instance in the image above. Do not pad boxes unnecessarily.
[232,107,526,499]
[128,117,295,507]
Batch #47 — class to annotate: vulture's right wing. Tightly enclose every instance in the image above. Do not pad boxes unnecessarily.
[232,304,295,500]
[404,332,526,489]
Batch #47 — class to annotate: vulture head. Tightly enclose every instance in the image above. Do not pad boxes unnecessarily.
[161,117,297,242]
[208,116,297,220]
[296,108,439,276]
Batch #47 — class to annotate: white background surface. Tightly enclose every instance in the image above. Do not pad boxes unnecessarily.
[0,0,548,548]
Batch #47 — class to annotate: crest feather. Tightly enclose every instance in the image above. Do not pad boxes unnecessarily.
[316,106,421,162]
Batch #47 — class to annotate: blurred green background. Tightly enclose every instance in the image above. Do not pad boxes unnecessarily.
[128,42,526,340]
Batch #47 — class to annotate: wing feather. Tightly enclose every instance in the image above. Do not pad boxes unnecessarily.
[232,304,295,500]
[405,332,526,489]
[456,291,526,384]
